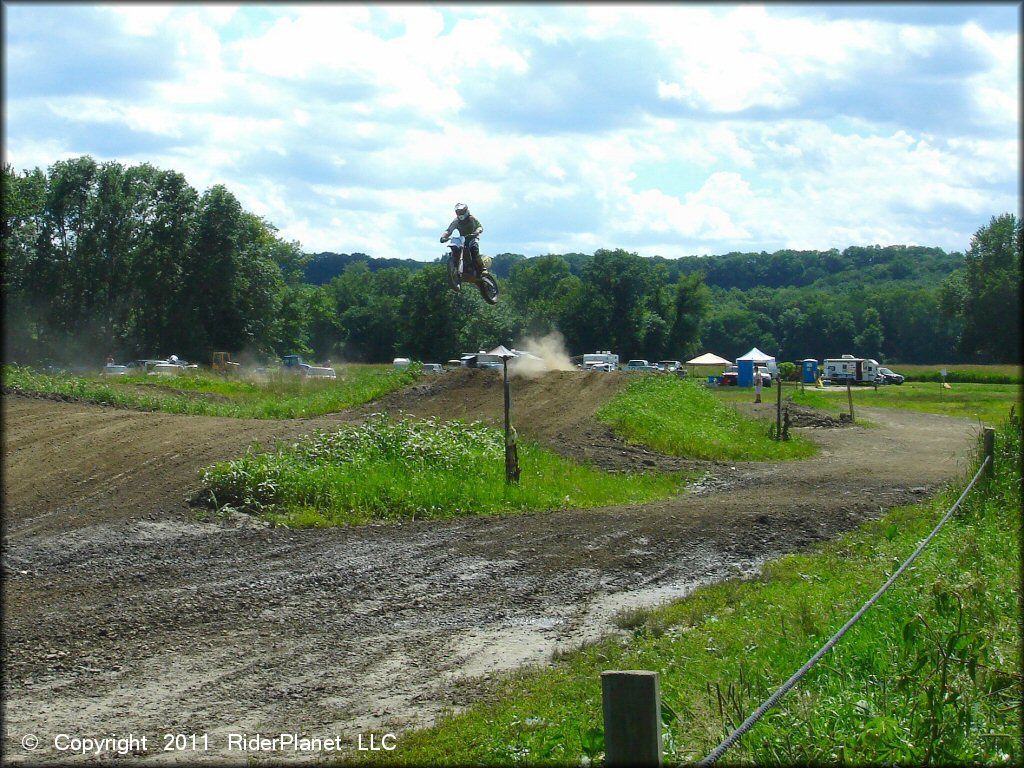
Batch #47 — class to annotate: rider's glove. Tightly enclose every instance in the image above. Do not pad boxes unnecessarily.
[440,233,449,243]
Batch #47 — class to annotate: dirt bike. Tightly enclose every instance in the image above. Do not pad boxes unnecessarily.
[444,234,499,305]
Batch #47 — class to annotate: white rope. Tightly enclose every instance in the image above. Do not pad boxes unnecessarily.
[700,455,992,766]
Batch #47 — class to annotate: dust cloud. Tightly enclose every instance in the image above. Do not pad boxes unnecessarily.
[510,331,575,378]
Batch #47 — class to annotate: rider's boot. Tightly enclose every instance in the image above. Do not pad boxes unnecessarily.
[474,254,488,275]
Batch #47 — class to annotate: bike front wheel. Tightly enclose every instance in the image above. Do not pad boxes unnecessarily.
[478,273,499,305]
[447,255,461,291]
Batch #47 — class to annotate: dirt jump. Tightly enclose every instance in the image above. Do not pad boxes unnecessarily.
[2,369,981,763]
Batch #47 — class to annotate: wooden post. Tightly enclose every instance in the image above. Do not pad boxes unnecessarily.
[602,671,662,766]
[775,374,783,440]
[503,358,520,484]
[983,427,995,479]
[846,379,855,423]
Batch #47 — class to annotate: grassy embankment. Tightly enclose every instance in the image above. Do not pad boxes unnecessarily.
[598,375,816,461]
[1,362,420,419]
[198,374,815,527]
[347,419,1021,766]
[197,411,691,527]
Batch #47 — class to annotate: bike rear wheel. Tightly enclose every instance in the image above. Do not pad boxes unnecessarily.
[478,273,499,305]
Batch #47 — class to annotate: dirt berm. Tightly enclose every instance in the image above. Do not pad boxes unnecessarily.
[2,369,980,763]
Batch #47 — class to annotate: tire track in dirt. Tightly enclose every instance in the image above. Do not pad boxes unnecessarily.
[1,374,979,763]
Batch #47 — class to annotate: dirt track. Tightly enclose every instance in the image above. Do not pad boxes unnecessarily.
[2,369,980,764]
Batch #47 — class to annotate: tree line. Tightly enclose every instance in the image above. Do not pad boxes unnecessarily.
[3,157,1020,368]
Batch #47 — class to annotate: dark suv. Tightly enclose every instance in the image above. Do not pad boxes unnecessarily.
[877,367,904,385]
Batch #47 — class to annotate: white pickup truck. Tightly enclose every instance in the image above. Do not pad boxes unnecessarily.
[281,355,336,379]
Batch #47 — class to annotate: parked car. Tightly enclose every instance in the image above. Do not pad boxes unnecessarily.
[101,363,128,376]
[624,359,658,372]
[422,363,444,373]
[150,359,198,376]
[719,365,771,387]
[127,359,167,374]
[281,355,336,379]
[877,367,905,385]
[656,360,683,372]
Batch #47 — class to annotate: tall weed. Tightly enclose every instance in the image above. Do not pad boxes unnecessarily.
[199,413,690,525]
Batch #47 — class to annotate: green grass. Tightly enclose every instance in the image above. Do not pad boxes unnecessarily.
[779,380,1023,426]
[598,375,816,461]
[890,363,1022,385]
[196,372,831,527]
[198,413,691,526]
[1,362,419,418]
[347,421,1021,766]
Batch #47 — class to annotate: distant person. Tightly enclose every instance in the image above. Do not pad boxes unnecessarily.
[440,203,487,275]
[106,355,114,365]
[754,365,763,403]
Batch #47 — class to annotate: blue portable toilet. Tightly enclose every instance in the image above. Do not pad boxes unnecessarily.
[802,358,818,384]
[737,359,755,387]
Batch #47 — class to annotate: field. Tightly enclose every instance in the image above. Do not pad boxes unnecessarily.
[710,378,1021,426]
[2,364,1018,765]
[889,363,1022,383]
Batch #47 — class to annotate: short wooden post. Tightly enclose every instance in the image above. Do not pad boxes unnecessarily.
[846,380,855,423]
[502,357,520,484]
[983,427,995,479]
[775,374,783,440]
[602,670,662,767]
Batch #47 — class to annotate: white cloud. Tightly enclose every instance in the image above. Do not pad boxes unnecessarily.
[3,4,1019,259]
[107,5,175,36]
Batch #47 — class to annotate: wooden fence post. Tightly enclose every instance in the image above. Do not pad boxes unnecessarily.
[502,357,520,484]
[776,374,783,440]
[846,380,855,423]
[602,670,662,766]
[984,426,995,479]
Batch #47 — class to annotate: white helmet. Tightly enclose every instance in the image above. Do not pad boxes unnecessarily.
[455,203,469,221]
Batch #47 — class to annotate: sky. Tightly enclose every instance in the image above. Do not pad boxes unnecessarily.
[3,2,1020,262]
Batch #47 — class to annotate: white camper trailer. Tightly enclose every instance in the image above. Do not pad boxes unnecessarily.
[582,351,619,370]
[822,355,881,385]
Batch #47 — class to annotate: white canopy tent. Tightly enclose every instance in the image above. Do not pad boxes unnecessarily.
[737,347,775,363]
[687,352,731,366]
[686,352,731,383]
[487,345,518,359]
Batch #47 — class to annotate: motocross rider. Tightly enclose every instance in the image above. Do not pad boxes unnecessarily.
[440,203,487,276]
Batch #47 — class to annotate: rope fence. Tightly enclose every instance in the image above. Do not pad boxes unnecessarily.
[699,448,993,765]
[602,427,996,767]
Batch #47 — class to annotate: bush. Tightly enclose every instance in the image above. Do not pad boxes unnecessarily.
[777,361,799,381]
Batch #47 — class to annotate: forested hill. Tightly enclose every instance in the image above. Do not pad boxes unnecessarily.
[304,252,430,285]
[306,244,963,291]
[666,245,963,291]
[5,157,1017,368]
[492,245,965,290]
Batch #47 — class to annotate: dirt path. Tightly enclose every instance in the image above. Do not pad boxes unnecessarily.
[1,370,980,763]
